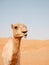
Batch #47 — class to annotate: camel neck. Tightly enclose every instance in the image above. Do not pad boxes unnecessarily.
[9,37,21,65]
[12,37,21,53]
[13,37,21,44]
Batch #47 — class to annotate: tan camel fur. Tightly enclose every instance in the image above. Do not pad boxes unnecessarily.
[2,23,28,65]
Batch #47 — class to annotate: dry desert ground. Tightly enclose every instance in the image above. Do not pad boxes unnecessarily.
[0,38,49,65]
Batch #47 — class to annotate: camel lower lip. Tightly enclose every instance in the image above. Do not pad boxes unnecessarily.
[24,34,27,36]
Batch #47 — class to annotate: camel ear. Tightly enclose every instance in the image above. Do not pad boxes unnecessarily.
[11,24,13,29]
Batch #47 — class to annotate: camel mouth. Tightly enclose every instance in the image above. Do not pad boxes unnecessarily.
[24,34,27,36]
[24,34,27,38]
[22,31,28,33]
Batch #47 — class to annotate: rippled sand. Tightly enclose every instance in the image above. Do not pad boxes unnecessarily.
[0,38,49,65]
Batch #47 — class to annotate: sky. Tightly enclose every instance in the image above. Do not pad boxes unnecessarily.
[0,0,49,40]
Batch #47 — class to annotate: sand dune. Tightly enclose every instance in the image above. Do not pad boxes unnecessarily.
[0,38,49,65]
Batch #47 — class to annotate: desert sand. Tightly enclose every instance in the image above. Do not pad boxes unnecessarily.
[0,38,49,65]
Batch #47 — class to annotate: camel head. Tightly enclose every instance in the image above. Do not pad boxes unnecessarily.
[11,23,28,38]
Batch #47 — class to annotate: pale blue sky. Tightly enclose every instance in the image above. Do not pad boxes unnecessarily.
[0,0,49,40]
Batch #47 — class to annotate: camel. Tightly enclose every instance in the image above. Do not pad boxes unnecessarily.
[2,23,28,65]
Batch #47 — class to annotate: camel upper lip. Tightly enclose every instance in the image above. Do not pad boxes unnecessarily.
[22,31,28,33]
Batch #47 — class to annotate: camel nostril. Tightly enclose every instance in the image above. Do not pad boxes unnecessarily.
[22,31,27,33]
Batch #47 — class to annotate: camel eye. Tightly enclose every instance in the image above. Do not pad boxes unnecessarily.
[14,26,18,29]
